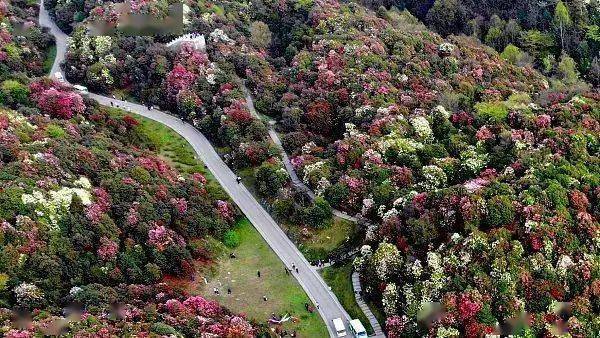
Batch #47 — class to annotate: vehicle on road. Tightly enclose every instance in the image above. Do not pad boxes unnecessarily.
[333,318,347,337]
[73,84,89,94]
[349,319,367,338]
[54,72,65,83]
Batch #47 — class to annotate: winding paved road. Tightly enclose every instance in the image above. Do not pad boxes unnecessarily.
[38,2,353,336]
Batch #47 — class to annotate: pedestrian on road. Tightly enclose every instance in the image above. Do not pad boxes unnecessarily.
[236,176,242,184]
[292,263,296,270]
[257,270,261,278]
[110,101,113,107]
[315,302,320,310]
[295,267,299,273]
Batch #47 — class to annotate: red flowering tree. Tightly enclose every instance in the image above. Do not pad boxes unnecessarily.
[29,80,85,119]
[165,64,197,102]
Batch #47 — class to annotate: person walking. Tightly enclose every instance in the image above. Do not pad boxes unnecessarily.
[315,302,320,310]
[284,267,289,275]
[263,295,268,302]
[295,267,299,273]
[257,270,261,278]
[227,287,231,295]
[291,262,296,271]
[236,176,242,184]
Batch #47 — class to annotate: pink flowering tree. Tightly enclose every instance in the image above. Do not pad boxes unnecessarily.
[29,80,85,119]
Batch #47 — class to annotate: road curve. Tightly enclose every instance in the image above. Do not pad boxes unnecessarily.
[38,3,352,336]
[38,0,68,80]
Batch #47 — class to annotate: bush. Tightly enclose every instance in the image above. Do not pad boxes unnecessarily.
[1,80,30,106]
[324,183,350,207]
[474,101,509,123]
[500,44,523,65]
[46,124,65,138]
[255,162,288,197]
[272,197,295,221]
[151,322,179,335]
[303,197,333,228]
[223,230,240,248]
[546,181,568,209]
[485,195,515,227]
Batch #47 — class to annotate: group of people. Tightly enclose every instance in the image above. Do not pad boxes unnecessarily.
[285,262,299,275]
[303,301,319,313]
[108,94,155,112]
[212,287,232,295]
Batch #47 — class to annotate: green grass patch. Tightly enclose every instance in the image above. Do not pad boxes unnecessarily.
[196,219,328,337]
[298,217,356,261]
[110,108,215,177]
[43,45,57,75]
[321,263,374,335]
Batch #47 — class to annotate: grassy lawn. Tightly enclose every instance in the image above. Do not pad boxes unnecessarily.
[43,45,56,75]
[321,263,374,335]
[194,219,328,337]
[296,217,356,262]
[110,108,217,180]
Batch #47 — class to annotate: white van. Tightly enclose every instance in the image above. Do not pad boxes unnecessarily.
[54,72,65,83]
[73,84,89,94]
[332,318,347,337]
[349,319,368,338]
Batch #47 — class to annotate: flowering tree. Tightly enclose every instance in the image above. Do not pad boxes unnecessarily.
[29,80,85,119]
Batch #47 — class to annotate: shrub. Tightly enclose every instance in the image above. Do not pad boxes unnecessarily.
[46,124,65,138]
[1,80,30,106]
[151,322,179,335]
[485,195,515,227]
[272,197,295,221]
[325,182,350,206]
[474,101,509,123]
[546,180,568,209]
[223,230,240,248]
[500,44,523,65]
[254,162,288,197]
[303,197,333,228]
